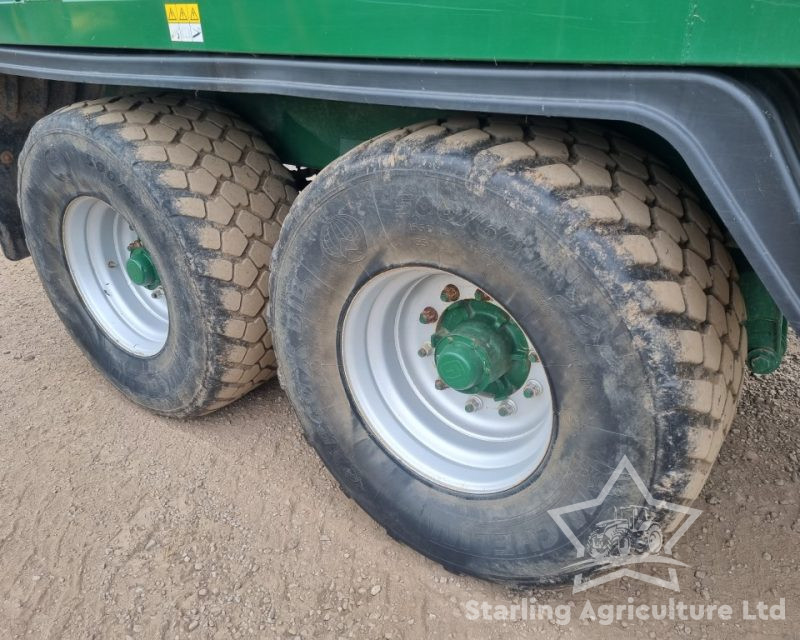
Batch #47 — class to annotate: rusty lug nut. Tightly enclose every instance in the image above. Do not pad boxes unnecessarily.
[434,379,448,391]
[474,289,491,301]
[419,306,438,324]
[417,342,434,357]
[440,284,460,302]
[0,150,14,166]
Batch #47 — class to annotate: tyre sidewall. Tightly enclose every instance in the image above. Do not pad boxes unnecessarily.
[19,122,210,415]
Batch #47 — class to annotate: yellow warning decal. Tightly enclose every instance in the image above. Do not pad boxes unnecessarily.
[164,3,200,24]
[164,3,203,42]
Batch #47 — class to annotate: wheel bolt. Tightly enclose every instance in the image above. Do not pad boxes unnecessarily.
[464,396,483,413]
[474,289,491,301]
[434,378,448,391]
[419,306,438,324]
[417,342,433,357]
[107,260,117,268]
[497,400,516,417]
[523,380,544,399]
[440,284,460,302]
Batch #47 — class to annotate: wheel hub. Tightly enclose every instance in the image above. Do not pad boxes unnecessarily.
[125,245,161,290]
[432,299,530,399]
[435,321,508,391]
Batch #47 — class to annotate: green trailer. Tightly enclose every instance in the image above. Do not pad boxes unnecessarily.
[0,1,797,584]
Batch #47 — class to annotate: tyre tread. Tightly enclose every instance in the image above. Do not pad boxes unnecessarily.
[64,93,295,413]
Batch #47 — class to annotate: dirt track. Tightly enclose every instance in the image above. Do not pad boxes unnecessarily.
[1,254,798,639]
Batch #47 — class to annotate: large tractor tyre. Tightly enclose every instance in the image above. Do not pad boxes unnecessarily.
[269,117,746,583]
[0,75,103,259]
[18,94,296,417]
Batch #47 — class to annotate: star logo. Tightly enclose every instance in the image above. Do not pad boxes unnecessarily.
[548,456,702,593]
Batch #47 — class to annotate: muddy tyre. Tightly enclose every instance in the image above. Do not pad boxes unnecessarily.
[269,117,746,583]
[18,94,296,417]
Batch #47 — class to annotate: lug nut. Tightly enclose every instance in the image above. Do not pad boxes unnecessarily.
[434,378,448,391]
[440,284,460,302]
[474,289,491,301]
[0,150,14,166]
[497,400,517,417]
[419,306,438,324]
[417,342,434,357]
[528,351,540,363]
[107,260,117,268]
[464,396,483,413]
[523,380,544,398]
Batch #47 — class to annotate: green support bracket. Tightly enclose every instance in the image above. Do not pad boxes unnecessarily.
[735,252,788,375]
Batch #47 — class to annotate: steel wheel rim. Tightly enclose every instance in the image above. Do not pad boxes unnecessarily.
[341,267,555,494]
[63,196,169,357]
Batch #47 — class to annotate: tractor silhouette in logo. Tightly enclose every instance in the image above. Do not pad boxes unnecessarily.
[587,505,663,558]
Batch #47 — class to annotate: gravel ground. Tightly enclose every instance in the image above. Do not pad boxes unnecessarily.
[0,255,798,639]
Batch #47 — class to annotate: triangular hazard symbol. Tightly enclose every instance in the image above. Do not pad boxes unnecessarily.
[178,7,189,21]
[167,6,178,21]
[189,6,200,21]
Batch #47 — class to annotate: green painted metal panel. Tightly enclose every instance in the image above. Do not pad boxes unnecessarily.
[0,1,799,66]
[739,265,789,375]
[219,93,442,168]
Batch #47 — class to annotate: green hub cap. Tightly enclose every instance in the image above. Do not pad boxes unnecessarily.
[125,246,161,290]
[431,299,531,399]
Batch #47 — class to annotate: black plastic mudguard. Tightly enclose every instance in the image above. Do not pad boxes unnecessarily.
[0,47,797,330]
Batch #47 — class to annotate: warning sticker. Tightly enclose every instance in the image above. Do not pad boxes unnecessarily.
[164,4,203,43]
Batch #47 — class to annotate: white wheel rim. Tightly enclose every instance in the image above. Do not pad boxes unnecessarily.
[341,267,555,494]
[62,196,169,357]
